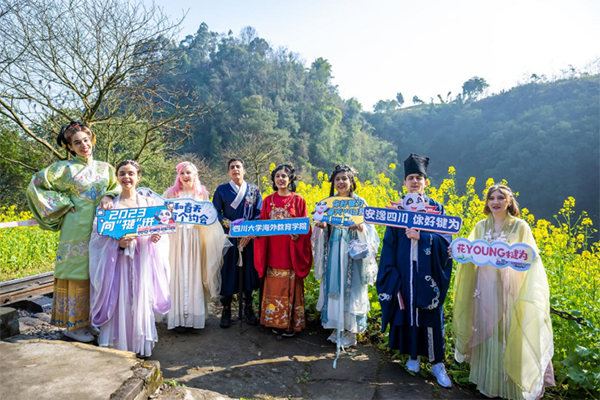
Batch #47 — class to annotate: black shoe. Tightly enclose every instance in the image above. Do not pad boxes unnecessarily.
[220,306,232,328]
[243,305,259,325]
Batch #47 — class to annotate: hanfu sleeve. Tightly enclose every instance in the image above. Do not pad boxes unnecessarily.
[202,221,229,299]
[253,197,271,278]
[504,219,554,393]
[357,221,380,285]
[311,224,327,280]
[103,165,121,198]
[89,212,121,327]
[252,188,263,221]
[376,226,402,332]
[26,162,74,232]
[452,221,484,361]
[290,195,312,279]
[212,186,230,229]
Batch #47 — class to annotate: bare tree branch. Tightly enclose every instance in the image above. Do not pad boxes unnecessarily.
[0,0,208,168]
[0,153,37,171]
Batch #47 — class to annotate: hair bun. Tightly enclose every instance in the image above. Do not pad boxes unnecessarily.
[56,125,68,149]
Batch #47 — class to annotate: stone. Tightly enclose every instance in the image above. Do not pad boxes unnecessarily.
[13,296,53,313]
[19,316,46,330]
[28,296,53,313]
[32,313,51,323]
[0,307,20,339]
[0,339,141,400]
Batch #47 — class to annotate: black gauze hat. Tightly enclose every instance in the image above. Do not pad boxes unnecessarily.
[404,153,429,178]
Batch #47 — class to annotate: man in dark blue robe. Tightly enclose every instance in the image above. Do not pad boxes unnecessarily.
[376,153,453,387]
[213,158,262,328]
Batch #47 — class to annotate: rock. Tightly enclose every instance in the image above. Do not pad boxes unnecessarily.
[157,386,235,400]
[0,307,20,339]
[25,296,53,313]
[32,313,51,323]
[0,340,143,400]
[19,316,46,330]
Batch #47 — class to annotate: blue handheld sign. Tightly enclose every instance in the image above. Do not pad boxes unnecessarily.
[96,205,176,239]
[229,217,311,237]
[363,206,462,235]
[137,188,218,225]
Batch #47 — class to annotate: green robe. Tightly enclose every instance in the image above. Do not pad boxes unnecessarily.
[26,155,120,280]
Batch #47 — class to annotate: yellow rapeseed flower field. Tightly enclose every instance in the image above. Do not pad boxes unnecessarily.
[0,205,58,281]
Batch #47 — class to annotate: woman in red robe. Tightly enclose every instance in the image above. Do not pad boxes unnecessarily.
[254,164,313,337]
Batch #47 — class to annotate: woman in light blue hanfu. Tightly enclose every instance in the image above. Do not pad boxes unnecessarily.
[312,164,379,367]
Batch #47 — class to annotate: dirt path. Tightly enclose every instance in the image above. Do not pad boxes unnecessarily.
[150,304,483,400]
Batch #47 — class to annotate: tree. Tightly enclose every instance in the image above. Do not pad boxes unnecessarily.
[158,24,397,184]
[412,95,424,105]
[222,95,290,188]
[461,76,489,101]
[396,92,404,107]
[309,58,333,84]
[0,0,207,169]
[374,100,399,113]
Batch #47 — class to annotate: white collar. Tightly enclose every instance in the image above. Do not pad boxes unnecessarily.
[229,180,248,209]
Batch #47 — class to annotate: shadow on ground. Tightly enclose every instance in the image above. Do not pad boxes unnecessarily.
[150,302,483,400]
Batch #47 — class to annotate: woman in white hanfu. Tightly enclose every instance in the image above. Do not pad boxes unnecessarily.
[163,162,229,330]
[89,160,171,357]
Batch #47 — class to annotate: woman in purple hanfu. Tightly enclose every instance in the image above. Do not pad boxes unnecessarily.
[89,160,171,357]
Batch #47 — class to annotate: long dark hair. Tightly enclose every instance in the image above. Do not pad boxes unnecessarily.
[329,164,357,197]
[271,164,299,192]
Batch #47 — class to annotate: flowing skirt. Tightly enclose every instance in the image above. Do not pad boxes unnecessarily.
[465,266,554,400]
[90,234,171,358]
[318,228,368,334]
[166,223,226,329]
[51,278,90,330]
[97,256,158,357]
[260,267,305,332]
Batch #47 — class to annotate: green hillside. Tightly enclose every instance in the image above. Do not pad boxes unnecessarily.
[364,75,600,225]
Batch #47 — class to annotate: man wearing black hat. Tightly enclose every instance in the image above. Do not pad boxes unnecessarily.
[376,154,453,387]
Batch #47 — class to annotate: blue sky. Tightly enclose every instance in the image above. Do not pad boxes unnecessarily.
[150,0,600,111]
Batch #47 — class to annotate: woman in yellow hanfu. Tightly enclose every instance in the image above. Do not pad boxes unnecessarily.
[453,184,555,400]
[26,121,120,342]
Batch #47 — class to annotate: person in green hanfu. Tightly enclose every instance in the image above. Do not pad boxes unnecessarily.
[26,121,120,342]
[453,184,555,399]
